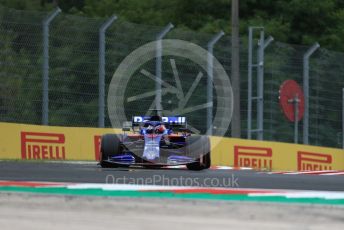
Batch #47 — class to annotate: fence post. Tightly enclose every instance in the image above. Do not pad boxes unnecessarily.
[42,8,61,125]
[231,0,240,138]
[247,27,255,139]
[98,15,117,128]
[302,43,320,144]
[247,26,273,140]
[294,95,299,143]
[207,31,225,135]
[288,95,300,143]
[256,34,274,140]
[256,31,265,140]
[155,23,174,116]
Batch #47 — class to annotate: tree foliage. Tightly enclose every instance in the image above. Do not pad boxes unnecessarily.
[2,0,344,50]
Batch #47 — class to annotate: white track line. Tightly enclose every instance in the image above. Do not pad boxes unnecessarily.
[283,170,338,175]
[319,172,344,176]
[260,170,344,176]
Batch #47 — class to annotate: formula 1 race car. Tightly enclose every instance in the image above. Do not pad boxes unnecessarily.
[99,114,211,170]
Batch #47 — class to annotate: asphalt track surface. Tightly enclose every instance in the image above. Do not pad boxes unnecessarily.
[0,161,343,191]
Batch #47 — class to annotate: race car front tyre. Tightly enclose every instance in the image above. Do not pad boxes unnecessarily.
[186,136,211,170]
[100,134,121,168]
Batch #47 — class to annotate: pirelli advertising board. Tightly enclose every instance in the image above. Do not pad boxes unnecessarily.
[211,137,344,171]
[0,122,343,171]
[0,122,119,161]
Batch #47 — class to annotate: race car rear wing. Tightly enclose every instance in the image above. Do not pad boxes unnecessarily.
[123,116,189,133]
[132,116,186,126]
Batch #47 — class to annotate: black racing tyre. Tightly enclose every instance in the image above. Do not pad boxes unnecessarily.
[186,136,211,170]
[100,134,122,168]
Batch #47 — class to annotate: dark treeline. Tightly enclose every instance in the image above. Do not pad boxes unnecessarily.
[1,0,344,51]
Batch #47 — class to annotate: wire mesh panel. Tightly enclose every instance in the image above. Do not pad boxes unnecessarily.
[106,26,233,136]
[105,21,164,127]
[49,14,103,127]
[164,29,216,134]
[263,42,308,143]
[309,49,344,148]
[0,6,47,124]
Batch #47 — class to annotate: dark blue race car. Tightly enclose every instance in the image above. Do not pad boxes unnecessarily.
[99,115,211,170]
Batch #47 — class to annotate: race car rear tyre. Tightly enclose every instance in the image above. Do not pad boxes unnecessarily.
[100,134,122,168]
[186,136,211,170]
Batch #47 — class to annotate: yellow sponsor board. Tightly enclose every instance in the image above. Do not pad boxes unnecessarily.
[211,137,344,171]
[0,122,343,171]
[0,122,119,161]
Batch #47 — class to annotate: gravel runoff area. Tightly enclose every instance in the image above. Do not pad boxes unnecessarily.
[0,192,343,230]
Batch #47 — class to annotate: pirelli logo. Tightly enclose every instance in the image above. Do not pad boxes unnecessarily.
[297,151,332,171]
[21,132,66,160]
[234,146,272,169]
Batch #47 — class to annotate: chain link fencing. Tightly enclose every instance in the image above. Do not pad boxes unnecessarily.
[0,6,343,148]
[260,42,344,148]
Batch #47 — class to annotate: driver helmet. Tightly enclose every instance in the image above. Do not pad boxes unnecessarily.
[146,125,154,134]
